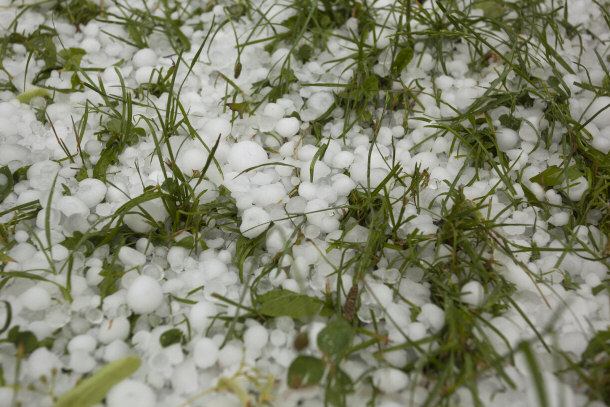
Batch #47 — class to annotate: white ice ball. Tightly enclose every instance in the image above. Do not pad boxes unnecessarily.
[228,141,267,172]
[587,96,610,128]
[119,246,147,269]
[372,367,410,393]
[20,285,51,311]
[243,324,269,350]
[27,347,61,379]
[275,117,300,138]
[496,128,519,151]
[460,281,485,307]
[240,207,271,238]
[127,275,163,314]
[106,379,157,407]
[76,178,107,208]
[132,48,157,68]
[193,337,219,369]
[98,317,130,344]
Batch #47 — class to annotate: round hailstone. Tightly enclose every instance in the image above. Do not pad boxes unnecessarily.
[460,281,485,307]
[118,246,147,269]
[132,48,157,69]
[274,117,300,138]
[57,196,89,217]
[123,198,168,233]
[240,207,271,238]
[67,334,97,354]
[201,258,228,280]
[127,275,163,314]
[106,380,157,407]
[27,347,61,380]
[218,342,243,369]
[243,324,269,350]
[417,303,445,333]
[69,350,97,373]
[204,117,232,139]
[98,317,130,344]
[587,96,610,128]
[228,141,267,172]
[20,285,51,311]
[263,103,284,119]
[177,147,207,176]
[76,178,107,208]
[193,337,219,369]
[495,128,520,151]
[0,143,29,166]
[189,301,217,332]
[372,367,410,393]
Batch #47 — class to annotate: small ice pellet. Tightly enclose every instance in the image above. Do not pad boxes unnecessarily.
[548,212,570,227]
[14,230,29,243]
[587,96,610,128]
[98,317,130,344]
[228,140,267,172]
[496,128,520,151]
[132,48,158,68]
[460,281,485,307]
[408,322,427,341]
[103,340,130,362]
[417,303,445,333]
[263,103,284,119]
[269,329,286,347]
[201,258,228,280]
[20,286,51,311]
[118,246,147,269]
[75,178,107,208]
[240,207,271,238]
[243,324,269,350]
[67,334,97,354]
[57,195,89,217]
[106,379,157,407]
[51,244,69,261]
[172,360,198,394]
[127,275,163,314]
[275,117,301,138]
[69,350,97,373]
[189,301,217,332]
[372,367,410,393]
[27,347,61,380]
[193,337,219,369]
[218,342,243,368]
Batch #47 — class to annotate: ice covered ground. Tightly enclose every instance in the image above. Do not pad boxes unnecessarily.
[0,0,609,406]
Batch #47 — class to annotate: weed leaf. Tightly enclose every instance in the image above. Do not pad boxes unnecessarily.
[317,318,354,361]
[287,356,325,388]
[258,289,325,318]
[54,355,141,407]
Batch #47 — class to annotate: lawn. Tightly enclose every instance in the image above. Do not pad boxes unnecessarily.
[0,0,608,406]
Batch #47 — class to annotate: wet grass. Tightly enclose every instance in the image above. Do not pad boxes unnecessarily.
[0,0,609,406]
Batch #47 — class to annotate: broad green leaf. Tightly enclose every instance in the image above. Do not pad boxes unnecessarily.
[325,368,353,407]
[7,326,39,355]
[362,75,379,98]
[0,166,13,203]
[258,290,324,319]
[159,328,184,347]
[529,165,584,187]
[93,147,118,181]
[529,165,564,187]
[317,318,354,361]
[16,88,51,104]
[54,355,141,407]
[581,328,610,362]
[474,1,505,18]
[392,47,414,74]
[287,356,325,388]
